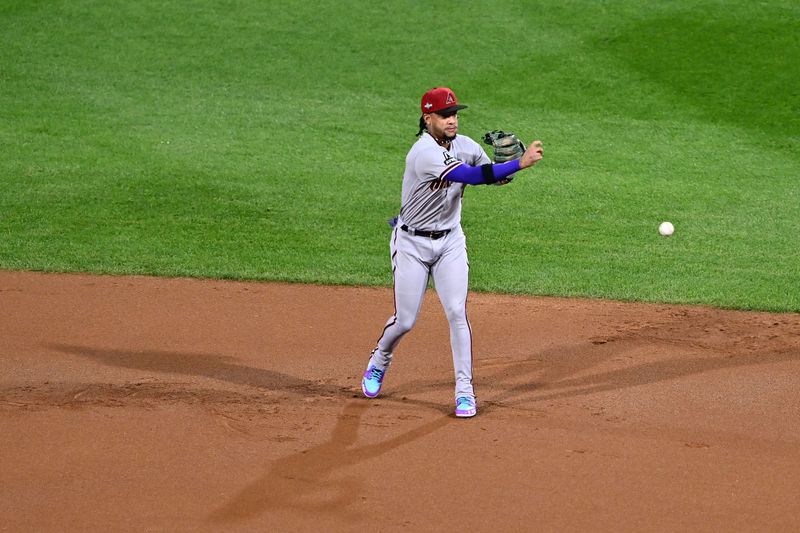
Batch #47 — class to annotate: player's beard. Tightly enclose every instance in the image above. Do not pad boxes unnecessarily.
[432,125,457,145]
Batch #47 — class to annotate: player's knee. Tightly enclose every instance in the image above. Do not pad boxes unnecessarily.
[395,315,417,334]
[443,305,467,324]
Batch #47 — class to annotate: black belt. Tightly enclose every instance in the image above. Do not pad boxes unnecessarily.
[400,224,451,240]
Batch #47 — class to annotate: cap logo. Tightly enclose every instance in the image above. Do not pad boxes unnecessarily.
[445,93,455,104]
[424,102,433,109]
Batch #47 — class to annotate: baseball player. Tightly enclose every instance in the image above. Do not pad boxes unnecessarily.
[361,87,544,417]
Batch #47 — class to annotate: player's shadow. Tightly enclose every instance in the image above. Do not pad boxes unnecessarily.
[207,400,452,525]
[47,343,349,398]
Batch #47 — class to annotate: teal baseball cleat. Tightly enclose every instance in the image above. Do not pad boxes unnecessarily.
[361,364,386,398]
[455,396,476,418]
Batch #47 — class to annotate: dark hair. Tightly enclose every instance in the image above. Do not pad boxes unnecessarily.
[416,115,426,137]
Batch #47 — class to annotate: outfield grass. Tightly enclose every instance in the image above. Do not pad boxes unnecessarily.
[1,1,798,311]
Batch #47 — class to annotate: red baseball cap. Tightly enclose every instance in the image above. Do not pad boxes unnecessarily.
[420,87,468,115]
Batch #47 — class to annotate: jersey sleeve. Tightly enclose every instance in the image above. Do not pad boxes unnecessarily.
[414,146,463,183]
[467,136,492,166]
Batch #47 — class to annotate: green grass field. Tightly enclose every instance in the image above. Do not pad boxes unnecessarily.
[2,1,798,311]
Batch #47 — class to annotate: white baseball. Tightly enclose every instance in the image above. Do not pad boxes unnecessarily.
[659,221,674,236]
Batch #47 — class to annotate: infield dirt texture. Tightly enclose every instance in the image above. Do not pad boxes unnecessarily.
[2,271,800,531]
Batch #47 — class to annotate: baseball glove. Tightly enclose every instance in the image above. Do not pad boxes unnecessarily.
[482,130,526,163]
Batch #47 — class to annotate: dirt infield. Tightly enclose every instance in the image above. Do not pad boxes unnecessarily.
[1,271,799,532]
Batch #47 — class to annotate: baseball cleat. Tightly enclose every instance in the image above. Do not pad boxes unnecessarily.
[361,365,386,398]
[455,396,477,418]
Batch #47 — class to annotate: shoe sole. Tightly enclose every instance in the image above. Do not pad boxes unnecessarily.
[455,409,477,418]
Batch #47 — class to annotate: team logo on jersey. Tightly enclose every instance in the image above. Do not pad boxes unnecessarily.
[430,177,452,191]
[432,151,458,192]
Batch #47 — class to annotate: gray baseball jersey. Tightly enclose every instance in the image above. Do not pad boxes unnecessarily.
[399,132,491,231]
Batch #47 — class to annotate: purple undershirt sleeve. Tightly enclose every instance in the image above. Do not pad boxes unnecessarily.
[491,159,522,181]
[441,159,522,185]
